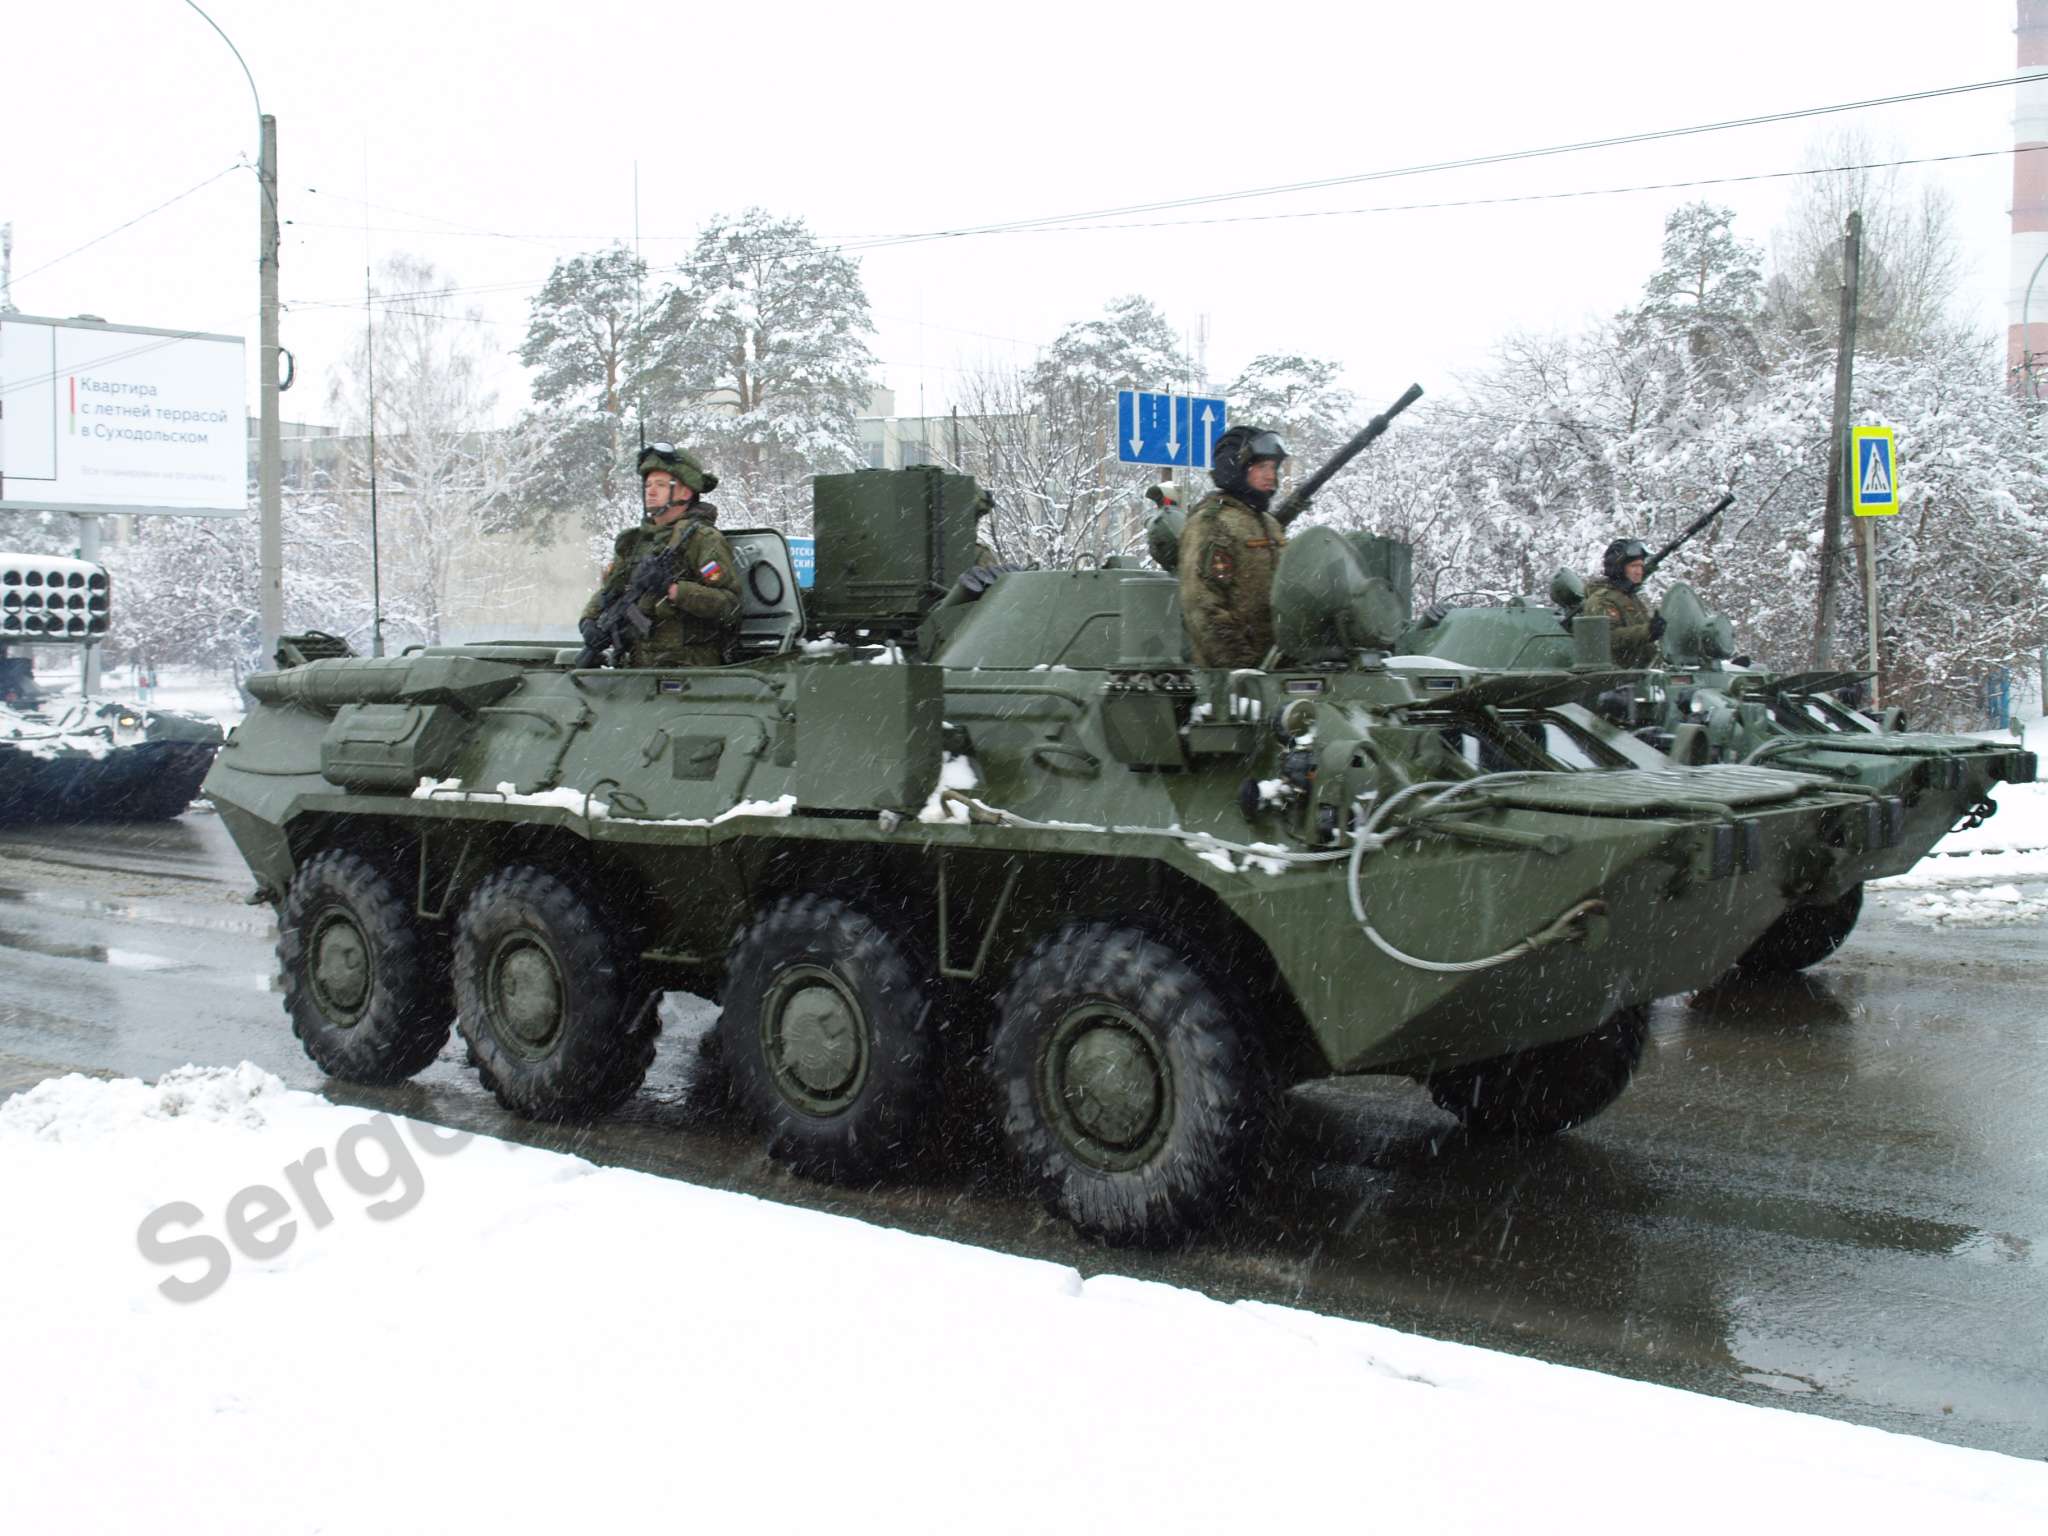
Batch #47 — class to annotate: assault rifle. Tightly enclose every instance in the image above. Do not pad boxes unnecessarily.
[575,544,681,668]
[1642,492,1735,580]
[1271,382,1425,526]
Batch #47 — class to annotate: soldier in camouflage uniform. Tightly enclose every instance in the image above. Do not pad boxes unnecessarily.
[579,444,742,668]
[1580,537,1666,668]
[1177,426,1295,668]
[971,486,999,568]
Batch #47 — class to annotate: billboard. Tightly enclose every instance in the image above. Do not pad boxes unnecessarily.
[0,313,246,517]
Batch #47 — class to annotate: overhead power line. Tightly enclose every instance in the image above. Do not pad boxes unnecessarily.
[281,139,2036,321]
[9,165,244,289]
[992,144,2046,236]
[879,73,2043,243]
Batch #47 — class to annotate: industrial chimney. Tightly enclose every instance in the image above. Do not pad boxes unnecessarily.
[2010,0,2048,391]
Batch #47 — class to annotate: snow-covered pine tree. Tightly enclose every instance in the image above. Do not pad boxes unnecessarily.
[639,209,877,532]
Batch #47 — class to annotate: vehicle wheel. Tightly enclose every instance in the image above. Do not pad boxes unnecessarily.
[1735,884,1864,975]
[718,893,938,1178]
[1426,1004,1649,1140]
[987,921,1270,1246]
[278,848,450,1084]
[454,865,657,1120]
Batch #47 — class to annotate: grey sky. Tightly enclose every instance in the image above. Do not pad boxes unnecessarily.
[0,0,2025,429]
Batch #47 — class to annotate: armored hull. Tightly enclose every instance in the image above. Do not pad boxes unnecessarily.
[0,700,224,822]
[209,481,1884,1243]
[0,553,225,823]
[1401,584,2036,973]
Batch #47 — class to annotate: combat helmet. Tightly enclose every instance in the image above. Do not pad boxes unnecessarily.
[1601,537,1648,586]
[1209,425,1288,489]
[637,441,719,495]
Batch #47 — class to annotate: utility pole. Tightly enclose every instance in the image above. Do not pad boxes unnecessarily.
[1,222,15,312]
[1812,211,1861,666]
[258,114,283,667]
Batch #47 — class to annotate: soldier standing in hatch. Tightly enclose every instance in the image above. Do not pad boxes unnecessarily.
[579,444,742,667]
[1178,425,1294,668]
[1580,537,1666,668]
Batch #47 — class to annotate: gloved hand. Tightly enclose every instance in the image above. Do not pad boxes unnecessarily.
[1419,600,1450,627]
[578,616,603,647]
[1649,614,1667,641]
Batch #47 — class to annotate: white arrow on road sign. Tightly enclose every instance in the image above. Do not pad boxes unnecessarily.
[1166,393,1180,458]
[1197,404,1215,468]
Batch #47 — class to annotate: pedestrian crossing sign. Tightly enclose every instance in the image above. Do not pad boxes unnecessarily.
[1850,425,1897,516]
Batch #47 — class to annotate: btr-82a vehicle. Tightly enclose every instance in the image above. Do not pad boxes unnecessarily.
[1,553,226,823]
[1399,512,2036,977]
[206,463,1892,1244]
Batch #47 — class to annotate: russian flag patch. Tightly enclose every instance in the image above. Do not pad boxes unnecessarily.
[699,560,723,582]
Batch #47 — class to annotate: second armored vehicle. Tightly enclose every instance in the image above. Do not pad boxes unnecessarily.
[1,553,226,823]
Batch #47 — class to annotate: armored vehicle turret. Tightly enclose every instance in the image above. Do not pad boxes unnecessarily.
[208,468,1884,1244]
[1403,540,2037,974]
[0,554,225,823]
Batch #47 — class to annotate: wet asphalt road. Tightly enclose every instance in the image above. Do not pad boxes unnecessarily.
[0,810,2043,1460]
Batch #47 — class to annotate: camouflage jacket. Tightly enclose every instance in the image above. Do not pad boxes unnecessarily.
[582,515,742,665]
[1581,578,1656,667]
[1178,491,1288,668]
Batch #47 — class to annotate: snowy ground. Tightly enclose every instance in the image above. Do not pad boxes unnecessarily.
[1,1066,2043,1534]
[1869,712,2048,926]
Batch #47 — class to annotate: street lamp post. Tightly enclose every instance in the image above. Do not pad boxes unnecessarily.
[2021,247,2048,402]
[185,2,281,668]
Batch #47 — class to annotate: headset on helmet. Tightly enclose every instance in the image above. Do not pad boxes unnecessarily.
[1601,538,1649,583]
[1209,425,1289,491]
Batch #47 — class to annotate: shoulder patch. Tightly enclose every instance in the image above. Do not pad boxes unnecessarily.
[1208,547,1235,583]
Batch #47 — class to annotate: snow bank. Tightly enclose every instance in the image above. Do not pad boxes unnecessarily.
[2,1067,2042,1535]
[1873,713,2048,894]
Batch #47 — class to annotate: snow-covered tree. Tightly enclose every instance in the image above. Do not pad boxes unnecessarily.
[328,254,534,647]
[640,209,877,531]
[945,296,1191,566]
[1765,129,1964,361]
[510,244,652,533]
[1619,201,1767,392]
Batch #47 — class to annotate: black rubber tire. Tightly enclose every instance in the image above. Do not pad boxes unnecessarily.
[987,921,1271,1246]
[718,893,938,1178]
[278,848,451,1084]
[1735,884,1865,975]
[453,864,657,1120]
[1426,1003,1649,1140]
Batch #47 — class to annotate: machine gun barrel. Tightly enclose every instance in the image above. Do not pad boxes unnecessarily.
[1642,492,1734,579]
[1272,382,1424,526]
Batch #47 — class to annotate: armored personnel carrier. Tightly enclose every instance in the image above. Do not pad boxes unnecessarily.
[0,553,226,823]
[1401,537,2036,974]
[207,465,1887,1244]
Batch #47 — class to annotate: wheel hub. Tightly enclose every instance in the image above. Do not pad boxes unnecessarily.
[1045,1005,1170,1168]
[309,911,370,1023]
[491,938,564,1057]
[763,967,867,1111]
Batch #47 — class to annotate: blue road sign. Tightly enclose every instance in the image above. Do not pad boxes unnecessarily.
[1850,425,1897,516]
[785,536,815,588]
[1117,389,1228,469]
